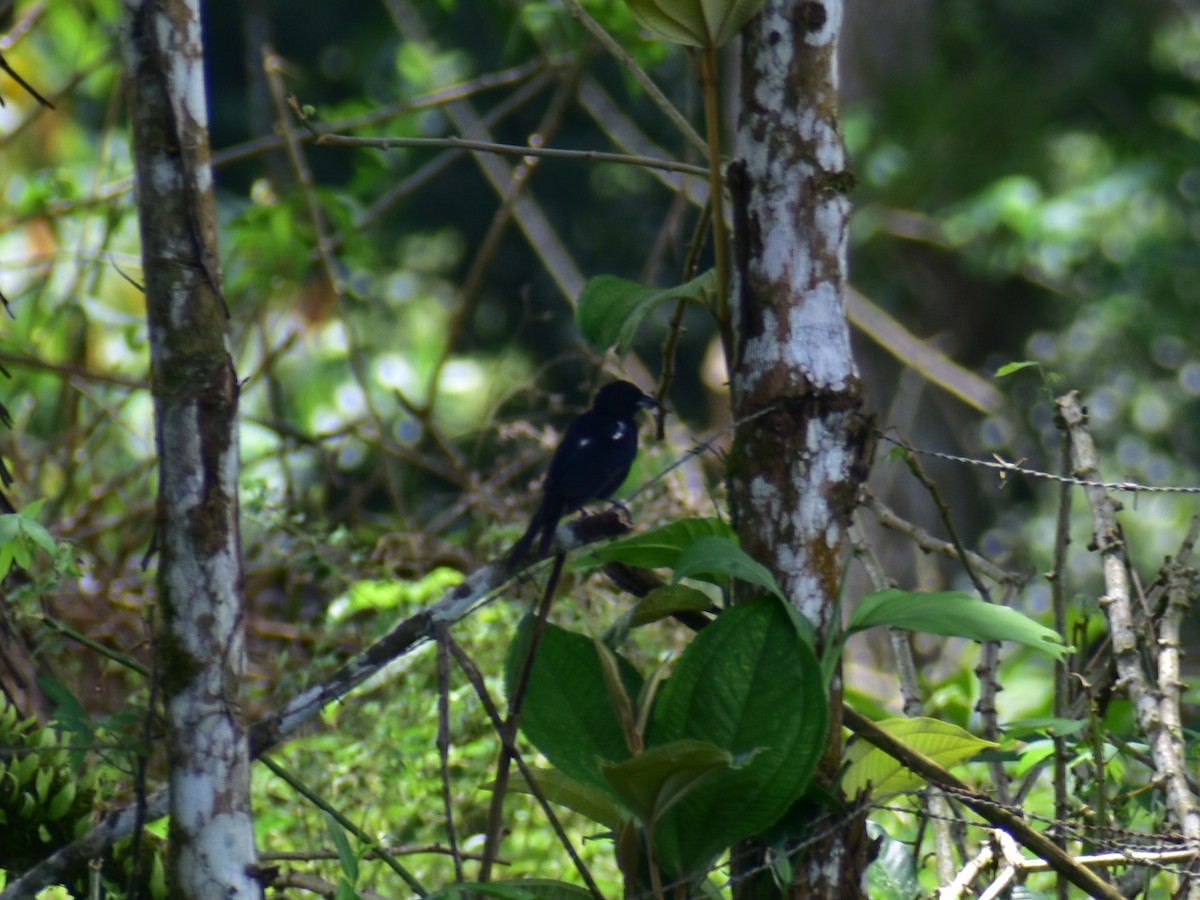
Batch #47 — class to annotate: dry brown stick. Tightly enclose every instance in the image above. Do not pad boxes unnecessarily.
[862,492,1022,588]
[887,447,1013,804]
[0,49,55,108]
[478,553,563,882]
[1056,393,1200,857]
[347,69,556,241]
[1049,417,1074,900]
[556,0,706,157]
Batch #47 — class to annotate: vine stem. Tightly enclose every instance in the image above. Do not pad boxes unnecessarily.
[697,43,730,343]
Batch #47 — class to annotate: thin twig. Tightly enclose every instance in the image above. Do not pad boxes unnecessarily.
[556,0,708,157]
[424,61,587,414]
[479,553,564,881]
[258,755,428,896]
[1050,419,1073,900]
[435,638,465,882]
[317,132,707,177]
[441,625,605,900]
[261,45,407,515]
[849,523,958,886]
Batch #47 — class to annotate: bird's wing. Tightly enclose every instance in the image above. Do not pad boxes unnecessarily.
[545,412,639,509]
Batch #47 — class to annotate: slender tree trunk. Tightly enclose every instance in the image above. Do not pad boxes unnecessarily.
[122,0,260,896]
[728,0,873,895]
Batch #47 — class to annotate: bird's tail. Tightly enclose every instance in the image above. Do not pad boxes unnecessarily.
[505,496,561,572]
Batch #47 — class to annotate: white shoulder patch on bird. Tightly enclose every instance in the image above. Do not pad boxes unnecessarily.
[577,436,592,448]
[611,422,628,441]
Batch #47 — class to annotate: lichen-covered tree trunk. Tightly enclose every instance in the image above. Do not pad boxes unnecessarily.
[729,0,873,894]
[122,0,260,896]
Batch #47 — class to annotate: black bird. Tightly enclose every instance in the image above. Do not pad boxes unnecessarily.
[507,380,657,568]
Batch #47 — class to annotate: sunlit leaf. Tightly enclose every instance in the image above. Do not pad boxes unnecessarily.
[995,360,1040,378]
[842,717,997,798]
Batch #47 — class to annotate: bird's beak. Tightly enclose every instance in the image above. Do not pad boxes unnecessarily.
[638,394,659,410]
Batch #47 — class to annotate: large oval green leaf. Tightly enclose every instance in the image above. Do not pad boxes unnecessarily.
[506,617,643,795]
[647,597,827,876]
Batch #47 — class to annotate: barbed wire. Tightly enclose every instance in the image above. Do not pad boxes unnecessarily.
[637,401,1200,501]
[880,433,1200,495]
[873,795,1200,880]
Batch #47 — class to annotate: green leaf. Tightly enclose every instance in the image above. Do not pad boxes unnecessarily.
[508,768,629,830]
[11,752,38,788]
[994,360,1040,378]
[648,597,828,876]
[38,677,90,732]
[603,584,716,645]
[573,516,735,571]
[20,520,56,555]
[673,535,785,600]
[1013,739,1057,777]
[148,851,168,898]
[576,271,714,356]
[627,585,715,627]
[0,515,21,544]
[323,812,358,885]
[11,540,30,570]
[846,589,1071,660]
[624,0,765,47]
[601,739,732,821]
[20,498,46,520]
[594,639,638,754]
[34,766,53,803]
[507,617,643,794]
[841,717,998,799]
[45,780,76,821]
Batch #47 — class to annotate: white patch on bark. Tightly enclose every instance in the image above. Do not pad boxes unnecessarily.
[748,473,782,523]
[791,281,854,389]
[156,2,210,134]
[177,812,258,895]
